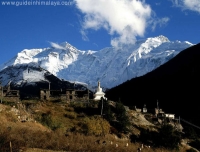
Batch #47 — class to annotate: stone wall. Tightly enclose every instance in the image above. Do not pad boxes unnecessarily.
[0,86,20,102]
[40,90,50,100]
[3,96,19,102]
[40,89,89,102]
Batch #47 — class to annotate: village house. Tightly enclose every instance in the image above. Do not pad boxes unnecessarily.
[142,104,147,113]
[0,84,20,102]
[155,108,165,118]
[40,88,89,102]
[134,106,142,112]
[165,113,175,120]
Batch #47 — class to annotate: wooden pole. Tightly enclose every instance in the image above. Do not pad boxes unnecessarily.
[10,141,12,152]
[0,84,3,103]
[49,82,51,90]
[101,98,103,116]
[87,87,89,102]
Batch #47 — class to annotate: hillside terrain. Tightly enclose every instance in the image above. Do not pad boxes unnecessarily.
[0,36,199,152]
[0,99,198,152]
[106,43,200,128]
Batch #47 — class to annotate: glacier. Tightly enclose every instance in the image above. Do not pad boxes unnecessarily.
[0,35,194,89]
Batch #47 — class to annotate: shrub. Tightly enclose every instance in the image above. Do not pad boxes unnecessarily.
[139,128,158,145]
[5,112,18,122]
[158,124,182,149]
[82,117,110,136]
[130,133,139,143]
[0,128,22,152]
[64,111,77,119]
[98,98,114,122]
[88,100,99,108]
[70,102,86,108]
[184,126,198,139]
[36,111,61,130]
[65,107,74,112]
[77,112,85,117]
[138,125,182,149]
[189,139,200,150]
[41,112,53,128]
[187,148,198,152]
[114,101,130,132]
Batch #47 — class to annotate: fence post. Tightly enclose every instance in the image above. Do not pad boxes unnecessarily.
[10,141,12,152]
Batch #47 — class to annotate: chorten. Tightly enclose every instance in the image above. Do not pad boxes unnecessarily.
[93,81,105,100]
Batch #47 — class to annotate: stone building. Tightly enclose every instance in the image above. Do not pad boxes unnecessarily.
[0,85,20,102]
[40,89,50,100]
[40,89,89,102]
[66,90,76,101]
[155,108,165,118]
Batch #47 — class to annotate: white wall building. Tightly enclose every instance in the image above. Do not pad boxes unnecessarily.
[165,114,175,119]
[93,81,105,101]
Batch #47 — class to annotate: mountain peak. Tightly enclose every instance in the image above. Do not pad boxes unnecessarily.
[146,35,170,43]
[0,36,194,89]
[155,35,170,42]
[50,42,78,52]
[59,42,76,48]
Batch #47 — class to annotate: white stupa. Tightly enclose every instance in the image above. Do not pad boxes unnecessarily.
[94,81,105,101]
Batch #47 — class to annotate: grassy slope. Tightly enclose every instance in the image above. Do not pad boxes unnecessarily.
[0,101,192,152]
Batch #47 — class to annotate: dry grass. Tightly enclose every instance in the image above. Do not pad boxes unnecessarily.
[0,102,190,152]
[22,133,178,152]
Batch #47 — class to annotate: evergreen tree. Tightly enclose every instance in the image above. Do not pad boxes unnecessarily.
[158,124,182,149]
[115,100,130,132]
[98,98,114,122]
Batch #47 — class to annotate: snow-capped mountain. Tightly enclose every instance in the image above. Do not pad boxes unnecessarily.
[0,65,48,87]
[0,65,87,98]
[0,35,193,89]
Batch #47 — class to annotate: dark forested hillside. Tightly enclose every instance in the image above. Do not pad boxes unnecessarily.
[106,43,200,125]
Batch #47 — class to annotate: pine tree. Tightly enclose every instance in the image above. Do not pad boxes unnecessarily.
[98,98,114,122]
[115,99,130,132]
[158,124,182,149]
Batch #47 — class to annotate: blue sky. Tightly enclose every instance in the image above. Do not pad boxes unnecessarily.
[0,0,200,64]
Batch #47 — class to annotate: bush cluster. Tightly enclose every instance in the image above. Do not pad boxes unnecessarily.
[82,117,110,136]
[98,98,130,132]
[189,139,200,151]
[64,111,77,119]
[139,124,182,149]
[35,111,61,131]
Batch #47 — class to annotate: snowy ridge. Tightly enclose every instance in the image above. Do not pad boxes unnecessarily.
[0,65,50,87]
[0,36,194,89]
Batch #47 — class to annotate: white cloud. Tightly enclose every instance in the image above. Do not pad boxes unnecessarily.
[171,0,200,13]
[151,17,170,31]
[74,0,152,49]
[50,42,66,50]
[93,43,98,47]
[171,0,180,6]
[184,0,200,13]
[80,29,89,41]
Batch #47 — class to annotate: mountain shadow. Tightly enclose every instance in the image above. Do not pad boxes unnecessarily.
[106,43,200,125]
